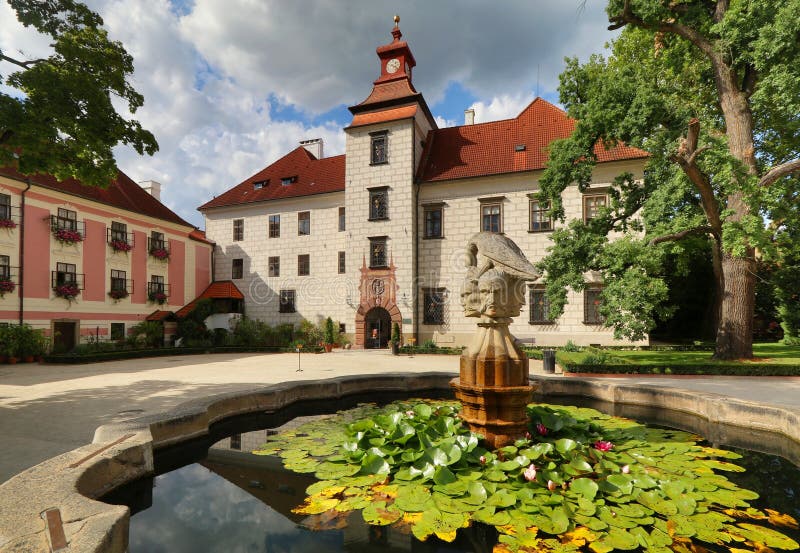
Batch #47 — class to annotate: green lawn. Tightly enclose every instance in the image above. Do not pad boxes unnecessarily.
[557,343,800,375]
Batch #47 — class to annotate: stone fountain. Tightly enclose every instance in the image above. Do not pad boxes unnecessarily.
[452,232,540,448]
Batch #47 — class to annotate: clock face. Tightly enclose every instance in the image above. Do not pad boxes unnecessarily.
[386,58,401,74]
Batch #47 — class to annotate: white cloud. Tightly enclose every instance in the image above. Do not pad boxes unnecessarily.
[468,93,537,124]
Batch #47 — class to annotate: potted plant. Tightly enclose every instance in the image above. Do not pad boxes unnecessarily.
[109,289,129,301]
[323,317,335,353]
[110,239,133,253]
[0,278,15,297]
[0,217,16,229]
[54,283,80,302]
[149,246,169,260]
[390,322,401,355]
[148,290,168,305]
[6,325,19,364]
[54,228,83,244]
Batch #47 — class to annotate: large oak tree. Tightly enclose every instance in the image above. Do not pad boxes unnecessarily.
[539,0,800,359]
[0,0,157,186]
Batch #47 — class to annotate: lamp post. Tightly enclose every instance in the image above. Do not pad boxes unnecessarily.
[296,343,303,372]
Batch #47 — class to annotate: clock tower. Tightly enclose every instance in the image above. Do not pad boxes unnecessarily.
[374,15,416,84]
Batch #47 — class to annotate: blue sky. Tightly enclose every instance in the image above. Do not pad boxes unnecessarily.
[1,1,618,228]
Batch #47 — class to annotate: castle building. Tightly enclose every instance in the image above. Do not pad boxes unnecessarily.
[0,167,214,351]
[199,21,648,349]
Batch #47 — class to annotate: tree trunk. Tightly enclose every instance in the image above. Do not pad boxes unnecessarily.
[713,252,755,359]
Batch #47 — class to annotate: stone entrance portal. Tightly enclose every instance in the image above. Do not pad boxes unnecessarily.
[364,307,392,349]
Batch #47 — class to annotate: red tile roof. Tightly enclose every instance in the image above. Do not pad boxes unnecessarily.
[198,147,345,210]
[145,310,174,322]
[0,166,193,227]
[417,98,649,183]
[354,78,420,109]
[189,228,214,245]
[349,105,418,129]
[175,280,244,318]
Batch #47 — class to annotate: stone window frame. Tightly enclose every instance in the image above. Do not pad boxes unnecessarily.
[297,254,310,276]
[338,206,346,231]
[528,285,554,325]
[368,186,389,221]
[298,211,311,236]
[369,236,388,269]
[268,214,280,238]
[279,289,296,313]
[583,192,608,224]
[0,254,10,280]
[422,287,447,325]
[369,130,388,165]
[268,256,280,277]
[231,258,243,279]
[338,251,346,274]
[110,269,128,292]
[233,218,244,241]
[527,195,553,233]
[423,202,444,239]
[584,286,605,325]
[479,196,504,233]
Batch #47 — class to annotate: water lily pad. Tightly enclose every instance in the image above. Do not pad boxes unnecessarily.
[734,524,800,549]
[571,478,600,500]
[362,501,402,526]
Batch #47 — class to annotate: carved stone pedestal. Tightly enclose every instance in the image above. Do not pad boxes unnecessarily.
[451,319,536,448]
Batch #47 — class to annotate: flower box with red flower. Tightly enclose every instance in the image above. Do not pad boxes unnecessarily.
[109,289,129,300]
[0,219,17,229]
[110,239,133,253]
[54,283,80,301]
[54,229,83,244]
[148,291,167,304]
[0,279,15,295]
[149,247,169,260]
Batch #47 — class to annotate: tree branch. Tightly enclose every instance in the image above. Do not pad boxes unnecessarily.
[741,64,757,97]
[0,52,46,69]
[758,159,800,188]
[714,0,729,22]
[608,0,717,58]
[649,226,714,245]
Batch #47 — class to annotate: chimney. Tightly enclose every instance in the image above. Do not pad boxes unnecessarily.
[300,138,324,159]
[464,108,475,125]
[139,180,162,201]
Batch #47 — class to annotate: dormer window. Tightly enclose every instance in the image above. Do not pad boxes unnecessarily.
[253,180,268,190]
[515,144,526,152]
[281,176,297,186]
[370,131,388,165]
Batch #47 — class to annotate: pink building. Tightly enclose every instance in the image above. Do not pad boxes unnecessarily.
[0,168,214,351]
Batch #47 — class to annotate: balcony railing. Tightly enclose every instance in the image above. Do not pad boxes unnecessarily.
[107,228,135,252]
[0,267,19,295]
[147,237,170,260]
[110,278,134,294]
[147,282,170,305]
[51,272,85,289]
[50,216,85,243]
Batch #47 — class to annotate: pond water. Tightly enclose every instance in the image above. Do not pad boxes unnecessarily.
[106,399,800,553]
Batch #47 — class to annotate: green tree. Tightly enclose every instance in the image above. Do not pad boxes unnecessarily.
[539,0,800,359]
[0,0,157,186]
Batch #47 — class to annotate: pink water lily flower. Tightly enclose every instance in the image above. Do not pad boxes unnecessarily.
[523,464,537,482]
[547,480,557,491]
[536,423,548,436]
[405,410,414,417]
[479,455,486,465]
[621,465,630,474]
[593,440,614,452]
[525,431,531,440]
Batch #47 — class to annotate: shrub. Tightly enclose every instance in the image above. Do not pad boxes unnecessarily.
[421,339,438,351]
[391,322,401,345]
[127,321,163,348]
[562,340,581,352]
[297,318,323,346]
[324,317,336,345]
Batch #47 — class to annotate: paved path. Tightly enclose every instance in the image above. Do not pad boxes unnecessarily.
[1,351,799,483]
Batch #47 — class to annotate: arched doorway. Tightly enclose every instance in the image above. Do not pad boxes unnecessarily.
[364,307,392,349]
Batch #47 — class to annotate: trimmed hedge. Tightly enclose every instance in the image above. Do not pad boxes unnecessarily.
[43,345,321,364]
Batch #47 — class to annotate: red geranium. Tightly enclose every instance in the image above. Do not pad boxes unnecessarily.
[54,228,83,244]
[110,239,133,252]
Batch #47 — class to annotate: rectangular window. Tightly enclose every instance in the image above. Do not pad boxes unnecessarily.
[110,322,125,341]
[583,194,608,223]
[0,255,10,280]
[110,269,127,292]
[56,208,77,231]
[229,434,242,450]
[297,254,310,276]
[150,231,165,250]
[369,237,387,268]
[0,194,11,221]
[150,275,165,294]
[110,221,127,242]
[253,180,268,190]
[424,206,443,238]
[56,262,77,285]
[338,251,346,274]
[268,214,280,238]
[529,286,554,324]
[268,256,280,277]
[298,211,310,235]
[369,187,389,220]
[423,288,447,325]
[370,131,388,165]
[338,206,346,231]
[233,219,244,241]
[584,287,605,325]
[281,176,297,186]
[480,203,502,233]
[279,289,296,313]
[529,200,552,232]
[232,258,243,279]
